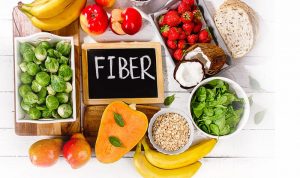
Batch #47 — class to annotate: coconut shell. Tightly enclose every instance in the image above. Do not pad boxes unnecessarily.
[183,43,227,75]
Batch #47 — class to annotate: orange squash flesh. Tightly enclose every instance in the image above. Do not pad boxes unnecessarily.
[95,101,148,163]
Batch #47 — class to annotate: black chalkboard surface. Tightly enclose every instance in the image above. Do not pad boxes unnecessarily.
[82,43,164,105]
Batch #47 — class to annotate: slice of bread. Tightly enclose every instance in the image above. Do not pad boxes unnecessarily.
[214,0,258,58]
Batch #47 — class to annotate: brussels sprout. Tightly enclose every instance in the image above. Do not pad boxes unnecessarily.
[19,84,32,98]
[65,82,72,93]
[52,110,61,119]
[40,63,47,72]
[35,72,50,86]
[58,64,72,81]
[42,108,52,118]
[34,46,47,61]
[19,62,28,72]
[47,85,56,95]
[46,95,59,110]
[20,42,34,55]
[27,62,40,76]
[23,92,38,104]
[56,40,71,56]
[20,72,33,84]
[57,104,72,118]
[36,105,46,110]
[28,107,41,120]
[56,93,69,104]
[45,57,59,73]
[21,100,31,112]
[47,49,55,58]
[37,41,52,50]
[23,49,37,62]
[31,80,43,93]
[37,87,47,104]
[47,49,62,58]
[51,75,66,92]
[59,56,69,65]
[33,56,42,65]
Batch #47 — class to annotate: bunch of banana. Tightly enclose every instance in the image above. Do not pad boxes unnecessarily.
[18,0,87,31]
[133,137,217,178]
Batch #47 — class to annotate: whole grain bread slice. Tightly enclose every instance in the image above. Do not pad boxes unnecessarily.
[214,0,258,58]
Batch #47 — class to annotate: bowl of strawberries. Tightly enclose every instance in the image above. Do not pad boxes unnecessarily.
[153,0,213,61]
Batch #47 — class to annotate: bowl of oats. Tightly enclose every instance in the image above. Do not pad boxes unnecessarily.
[148,108,194,155]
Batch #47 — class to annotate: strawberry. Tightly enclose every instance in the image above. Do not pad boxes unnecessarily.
[168,27,180,40]
[192,5,198,10]
[178,40,187,49]
[177,2,191,14]
[164,10,181,27]
[167,40,177,49]
[160,25,170,38]
[178,29,186,40]
[192,9,202,23]
[193,22,202,33]
[158,15,165,26]
[173,49,184,61]
[199,29,211,43]
[182,22,194,35]
[181,11,193,23]
[187,34,198,44]
[183,0,195,6]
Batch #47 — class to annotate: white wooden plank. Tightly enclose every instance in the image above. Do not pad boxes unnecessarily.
[0,129,274,157]
[0,20,13,56]
[0,157,275,178]
[0,91,275,130]
[0,56,14,92]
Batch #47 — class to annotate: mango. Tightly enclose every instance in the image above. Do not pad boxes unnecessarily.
[29,138,63,167]
[63,133,91,169]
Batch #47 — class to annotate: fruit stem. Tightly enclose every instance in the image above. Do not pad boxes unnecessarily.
[141,137,149,151]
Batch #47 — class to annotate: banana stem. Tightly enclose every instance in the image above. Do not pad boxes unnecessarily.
[135,142,142,154]
[18,2,32,15]
[141,137,149,151]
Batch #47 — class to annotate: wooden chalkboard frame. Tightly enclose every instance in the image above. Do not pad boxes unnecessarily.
[82,42,164,105]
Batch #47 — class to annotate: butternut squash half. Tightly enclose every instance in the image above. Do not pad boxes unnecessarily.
[95,101,148,163]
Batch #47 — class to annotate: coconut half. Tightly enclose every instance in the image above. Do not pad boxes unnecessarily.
[174,60,205,89]
[184,43,227,75]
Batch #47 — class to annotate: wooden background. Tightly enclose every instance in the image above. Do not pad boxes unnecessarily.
[0,0,275,177]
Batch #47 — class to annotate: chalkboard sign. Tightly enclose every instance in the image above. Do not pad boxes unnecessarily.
[82,43,164,105]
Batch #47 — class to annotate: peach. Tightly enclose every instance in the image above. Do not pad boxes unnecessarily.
[29,138,63,167]
[63,133,91,169]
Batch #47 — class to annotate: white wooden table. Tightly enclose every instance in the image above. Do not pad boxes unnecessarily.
[0,0,275,177]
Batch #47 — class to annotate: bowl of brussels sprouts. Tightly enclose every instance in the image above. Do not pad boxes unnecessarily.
[14,32,76,123]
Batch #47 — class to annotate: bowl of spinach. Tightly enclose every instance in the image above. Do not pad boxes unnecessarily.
[188,77,250,139]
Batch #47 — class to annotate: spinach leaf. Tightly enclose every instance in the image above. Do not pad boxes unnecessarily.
[164,94,175,106]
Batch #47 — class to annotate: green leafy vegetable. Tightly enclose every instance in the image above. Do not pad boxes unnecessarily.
[164,94,175,106]
[114,113,125,127]
[109,136,122,147]
[190,79,244,136]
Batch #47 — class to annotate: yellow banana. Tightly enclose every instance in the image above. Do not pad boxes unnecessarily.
[142,137,217,169]
[19,0,73,19]
[134,142,201,178]
[22,0,87,31]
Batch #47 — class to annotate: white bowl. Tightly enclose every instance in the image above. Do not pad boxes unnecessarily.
[188,77,250,139]
[148,108,194,155]
[14,32,76,123]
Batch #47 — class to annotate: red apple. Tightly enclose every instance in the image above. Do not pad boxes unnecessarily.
[121,7,142,35]
[63,133,91,169]
[80,4,108,35]
[95,0,115,8]
[110,9,126,35]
